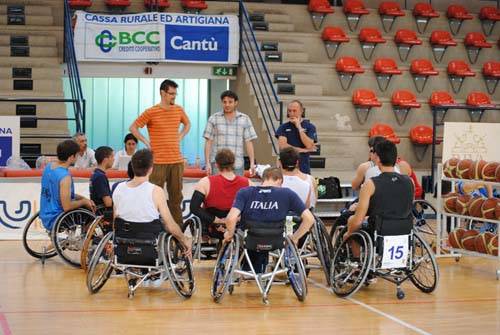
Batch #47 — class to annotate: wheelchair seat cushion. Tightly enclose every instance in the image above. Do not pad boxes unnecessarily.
[242,220,285,252]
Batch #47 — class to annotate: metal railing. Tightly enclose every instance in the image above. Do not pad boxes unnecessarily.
[239,0,283,155]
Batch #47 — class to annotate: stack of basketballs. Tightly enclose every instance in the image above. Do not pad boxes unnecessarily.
[448,228,498,256]
[443,158,500,182]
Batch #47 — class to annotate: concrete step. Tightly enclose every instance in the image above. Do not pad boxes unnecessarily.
[0,66,62,79]
[0,90,63,97]
[0,25,62,33]
[0,56,59,67]
[264,13,291,24]
[0,101,67,117]
[0,78,62,92]
[0,34,57,47]
[0,5,52,16]
[268,23,295,32]
[0,15,54,26]
[281,51,309,63]
[0,45,57,57]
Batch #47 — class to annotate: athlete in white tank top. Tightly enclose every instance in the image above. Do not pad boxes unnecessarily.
[112,181,159,222]
[283,175,311,208]
[364,161,400,180]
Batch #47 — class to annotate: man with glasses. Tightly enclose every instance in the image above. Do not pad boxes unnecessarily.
[129,79,191,227]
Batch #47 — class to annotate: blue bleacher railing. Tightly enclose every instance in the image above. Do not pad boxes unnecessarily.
[239,0,283,155]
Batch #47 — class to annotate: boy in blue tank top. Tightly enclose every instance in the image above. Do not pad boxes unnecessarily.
[40,140,96,230]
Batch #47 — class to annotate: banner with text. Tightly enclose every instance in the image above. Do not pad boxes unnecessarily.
[74,11,239,64]
[0,116,20,168]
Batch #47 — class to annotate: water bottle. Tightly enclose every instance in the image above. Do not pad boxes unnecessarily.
[285,216,294,236]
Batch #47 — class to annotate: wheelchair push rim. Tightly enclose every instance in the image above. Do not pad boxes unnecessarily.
[182,215,202,259]
[22,211,57,260]
[81,216,108,272]
[313,218,334,283]
[52,208,96,268]
[87,231,114,294]
[211,239,239,302]
[409,232,439,293]
[412,200,437,237]
[330,230,373,298]
[285,236,308,302]
[161,234,195,298]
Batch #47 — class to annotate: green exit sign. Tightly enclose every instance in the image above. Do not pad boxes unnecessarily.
[212,66,237,76]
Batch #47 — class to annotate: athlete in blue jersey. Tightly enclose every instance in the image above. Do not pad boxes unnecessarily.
[40,140,95,230]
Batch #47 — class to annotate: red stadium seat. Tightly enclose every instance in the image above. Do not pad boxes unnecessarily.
[391,90,420,125]
[358,28,386,60]
[410,59,438,93]
[482,61,500,94]
[343,0,369,31]
[369,123,400,144]
[321,26,350,59]
[447,5,473,35]
[413,2,439,33]
[352,89,381,124]
[373,58,402,91]
[410,125,438,161]
[181,0,207,13]
[464,32,492,64]
[447,60,475,93]
[394,29,422,61]
[429,91,460,123]
[69,0,92,8]
[379,2,405,32]
[144,0,170,10]
[336,56,365,90]
[308,0,334,30]
[479,6,500,36]
[430,30,457,62]
[466,92,498,122]
[105,0,131,8]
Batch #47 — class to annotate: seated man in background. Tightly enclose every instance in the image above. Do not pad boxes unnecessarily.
[73,132,96,169]
[90,146,114,221]
[279,147,315,209]
[190,149,250,241]
[223,167,315,273]
[40,140,95,231]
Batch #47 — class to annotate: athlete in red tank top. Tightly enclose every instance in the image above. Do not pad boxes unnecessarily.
[204,174,250,210]
[397,157,423,199]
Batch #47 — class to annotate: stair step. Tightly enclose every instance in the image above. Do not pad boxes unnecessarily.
[274,73,292,83]
[0,102,66,117]
[268,23,294,32]
[0,45,57,57]
[280,84,323,96]
[0,66,62,79]
[0,34,57,47]
[0,90,63,97]
[249,13,265,22]
[0,79,62,92]
[261,41,278,52]
[0,15,54,26]
[281,51,309,63]
[252,21,268,31]
[0,5,52,16]
[0,56,59,67]
[263,14,291,24]
[276,83,295,95]
[264,51,282,62]
[275,41,305,52]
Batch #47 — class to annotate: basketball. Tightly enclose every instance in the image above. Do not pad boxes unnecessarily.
[487,235,498,256]
[461,230,479,251]
[456,159,474,179]
[455,194,472,215]
[443,192,458,213]
[496,164,500,182]
[474,232,494,253]
[473,160,487,180]
[468,197,485,217]
[481,198,499,219]
[448,228,466,248]
[481,161,500,181]
[443,158,460,178]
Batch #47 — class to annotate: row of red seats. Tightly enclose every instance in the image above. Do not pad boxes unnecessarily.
[369,123,438,147]
[309,0,500,35]
[69,0,207,11]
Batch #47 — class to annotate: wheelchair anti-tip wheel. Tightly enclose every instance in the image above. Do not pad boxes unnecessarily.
[211,238,239,303]
[87,231,114,294]
[161,234,195,298]
[330,230,373,298]
[409,232,439,293]
[22,211,57,262]
[285,237,308,302]
[52,208,96,267]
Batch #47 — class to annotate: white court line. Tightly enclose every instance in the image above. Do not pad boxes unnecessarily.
[308,279,432,335]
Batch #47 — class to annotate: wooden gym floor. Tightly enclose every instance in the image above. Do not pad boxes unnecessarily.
[0,240,499,335]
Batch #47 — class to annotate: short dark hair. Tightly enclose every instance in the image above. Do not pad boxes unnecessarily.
[160,79,178,92]
[126,161,134,179]
[215,149,235,171]
[131,149,153,177]
[373,140,397,167]
[368,136,386,148]
[279,147,299,171]
[220,90,238,101]
[57,140,80,162]
[95,146,114,164]
[124,133,138,144]
[262,167,283,182]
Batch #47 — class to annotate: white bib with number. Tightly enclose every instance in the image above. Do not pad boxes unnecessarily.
[381,235,409,269]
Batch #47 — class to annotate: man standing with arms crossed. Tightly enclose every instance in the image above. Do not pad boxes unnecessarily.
[129,79,191,227]
[204,90,257,176]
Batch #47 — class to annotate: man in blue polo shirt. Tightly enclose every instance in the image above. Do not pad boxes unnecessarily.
[275,100,318,174]
[224,167,314,273]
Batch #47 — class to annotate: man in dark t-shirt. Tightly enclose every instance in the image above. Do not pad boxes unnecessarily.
[224,167,315,273]
[90,146,114,211]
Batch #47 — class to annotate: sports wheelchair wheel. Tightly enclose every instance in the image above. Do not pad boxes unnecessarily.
[81,216,109,271]
[312,218,334,283]
[51,208,96,268]
[330,230,373,298]
[409,232,439,293]
[182,215,202,259]
[412,200,437,237]
[211,238,240,302]
[87,231,114,294]
[285,236,308,302]
[22,211,57,261]
[160,233,195,298]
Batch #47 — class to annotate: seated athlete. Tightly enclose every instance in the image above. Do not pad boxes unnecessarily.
[344,140,414,241]
[279,147,316,209]
[112,149,191,255]
[90,146,114,220]
[40,140,95,231]
[223,167,315,273]
[190,149,250,240]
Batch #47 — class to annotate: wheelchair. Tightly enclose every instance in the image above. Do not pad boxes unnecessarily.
[412,199,437,238]
[182,213,224,260]
[23,208,96,267]
[80,206,113,271]
[86,218,195,299]
[330,216,439,299]
[211,220,308,304]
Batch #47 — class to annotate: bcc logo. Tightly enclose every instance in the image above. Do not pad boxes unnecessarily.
[95,30,160,53]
